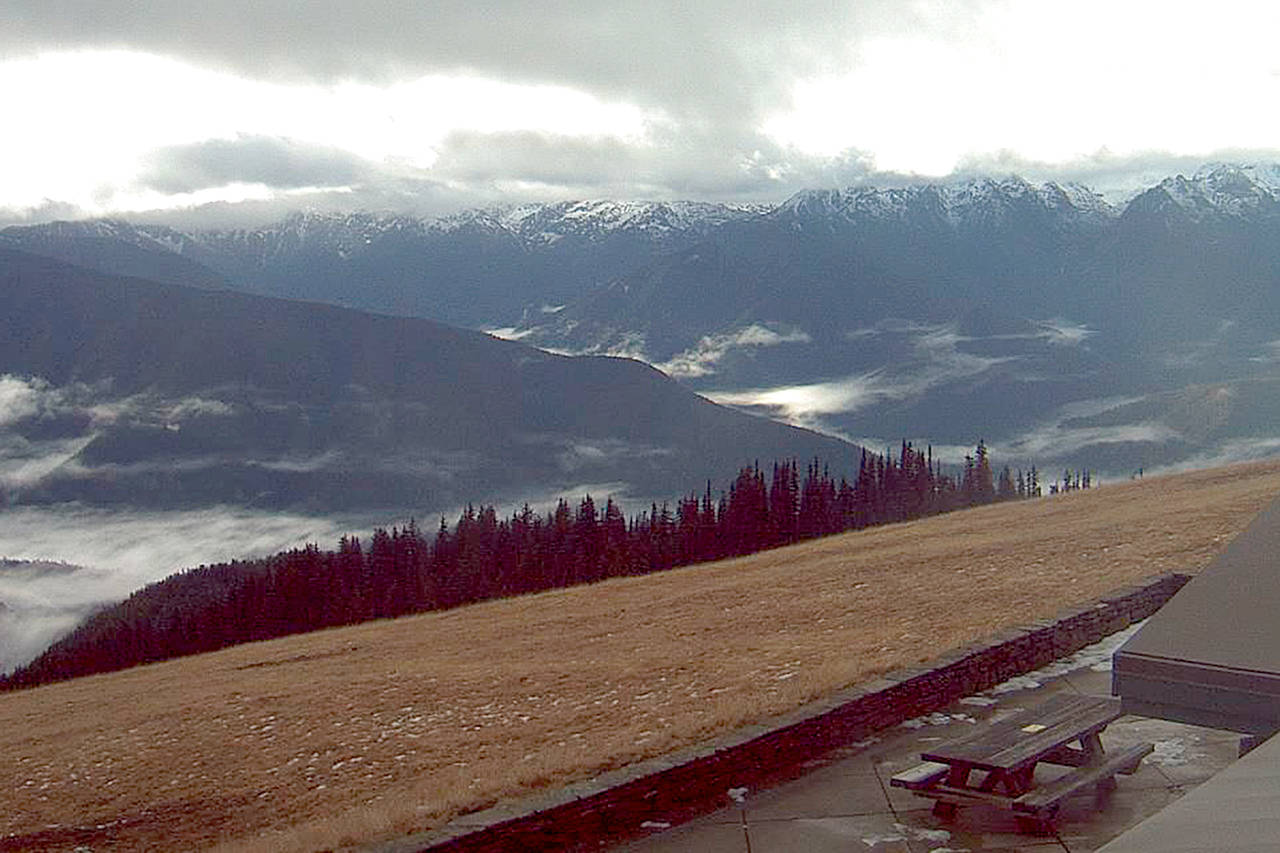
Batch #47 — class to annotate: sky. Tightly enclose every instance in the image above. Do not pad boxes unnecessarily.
[4,0,1280,226]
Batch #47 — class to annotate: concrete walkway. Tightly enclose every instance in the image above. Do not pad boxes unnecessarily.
[615,626,1244,852]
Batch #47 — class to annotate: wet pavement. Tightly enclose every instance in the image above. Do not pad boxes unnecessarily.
[614,624,1246,852]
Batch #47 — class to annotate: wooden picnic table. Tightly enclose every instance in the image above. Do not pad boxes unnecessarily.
[891,693,1152,831]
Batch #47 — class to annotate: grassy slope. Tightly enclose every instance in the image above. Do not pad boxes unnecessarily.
[3,460,1280,851]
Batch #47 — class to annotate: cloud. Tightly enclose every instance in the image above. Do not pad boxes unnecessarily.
[1147,436,1280,477]
[0,435,94,489]
[0,505,359,578]
[1251,340,1280,364]
[844,318,939,341]
[710,375,884,423]
[1032,319,1095,347]
[0,2,899,222]
[953,147,1280,203]
[0,505,363,673]
[141,134,375,194]
[705,322,1017,432]
[0,598,103,675]
[1000,422,1179,460]
[433,132,643,188]
[657,324,811,379]
[555,439,675,473]
[425,128,880,207]
[0,375,47,426]
[987,394,1179,461]
[0,2,884,113]
[7,2,1280,224]
[126,176,465,229]
[540,330,651,362]
[0,374,249,493]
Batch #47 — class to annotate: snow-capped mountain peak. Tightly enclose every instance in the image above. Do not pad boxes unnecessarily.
[1130,163,1280,223]
[772,176,1116,228]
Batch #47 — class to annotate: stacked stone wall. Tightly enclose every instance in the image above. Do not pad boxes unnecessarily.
[376,572,1190,853]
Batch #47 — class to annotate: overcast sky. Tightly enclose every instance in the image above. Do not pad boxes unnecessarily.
[4,0,1280,225]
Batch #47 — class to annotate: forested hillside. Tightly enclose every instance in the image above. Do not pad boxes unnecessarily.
[2,442,1040,690]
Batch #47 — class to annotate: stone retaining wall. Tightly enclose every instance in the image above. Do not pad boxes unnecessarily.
[375,571,1190,853]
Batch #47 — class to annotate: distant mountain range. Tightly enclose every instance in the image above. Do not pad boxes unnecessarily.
[0,247,854,514]
[5,163,1280,477]
[0,200,767,331]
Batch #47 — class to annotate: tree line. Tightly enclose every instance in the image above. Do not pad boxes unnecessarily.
[2,441,1041,691]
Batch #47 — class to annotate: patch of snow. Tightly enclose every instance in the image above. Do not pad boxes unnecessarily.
[1145,737,1205,767]
[983,620,1144,697]
[775,177,1117,228]
[989,675,1043,695]
[902,712,977,729]
[912,828,953,843]
[484,327,535,341]
[861,831,908,846]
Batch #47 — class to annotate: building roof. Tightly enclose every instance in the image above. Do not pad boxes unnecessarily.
[1112,495,1280,734]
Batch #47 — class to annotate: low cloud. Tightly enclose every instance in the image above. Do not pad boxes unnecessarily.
[844,318,938,341]
[0,598,102,675]
[991,394,1181,460]
[710,374,885,425]
[0,434,94,489]
[1147,436,1280,477]
[0,374,235,428]
[141,134,375,194]
[1033,319,1096,347]
[0,505,363,673]
[0,505,361,579]
[542,331,650,362]
[953,148,1280,202]
[555,439,674,473]
[657,324,811,379]
[1000,422,1179,460]
[248,450,345,474]
[0,374,246,489]
[707,322,1016,432]
[1249,340,1280,364]
[432,131,643,189]
[0,375,47,425]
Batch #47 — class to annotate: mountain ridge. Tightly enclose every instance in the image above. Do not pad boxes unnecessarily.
[5,163,1280,477]
[0,247,858,513]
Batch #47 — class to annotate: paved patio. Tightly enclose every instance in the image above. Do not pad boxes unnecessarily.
[615,625,1245,852]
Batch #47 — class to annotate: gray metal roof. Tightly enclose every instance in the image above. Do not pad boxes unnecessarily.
[1112,494,1280,734]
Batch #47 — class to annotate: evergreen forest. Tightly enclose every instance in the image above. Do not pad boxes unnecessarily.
[2,442,1061,691]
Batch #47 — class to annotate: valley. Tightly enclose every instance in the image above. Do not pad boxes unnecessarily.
[0,247,855,515]
[7,165,1280,480]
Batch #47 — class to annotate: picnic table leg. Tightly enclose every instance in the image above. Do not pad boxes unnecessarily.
[1018,766,1036,795]
[1017,814,1054,835]
[1012,763,1055,835]
[932,765,971,818]
[1079,732,1118,792]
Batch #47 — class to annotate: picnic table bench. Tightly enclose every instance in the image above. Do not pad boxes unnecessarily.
[890,694,1152,831]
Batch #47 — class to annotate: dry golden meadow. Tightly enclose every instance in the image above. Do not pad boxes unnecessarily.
[3,460,1280,851]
